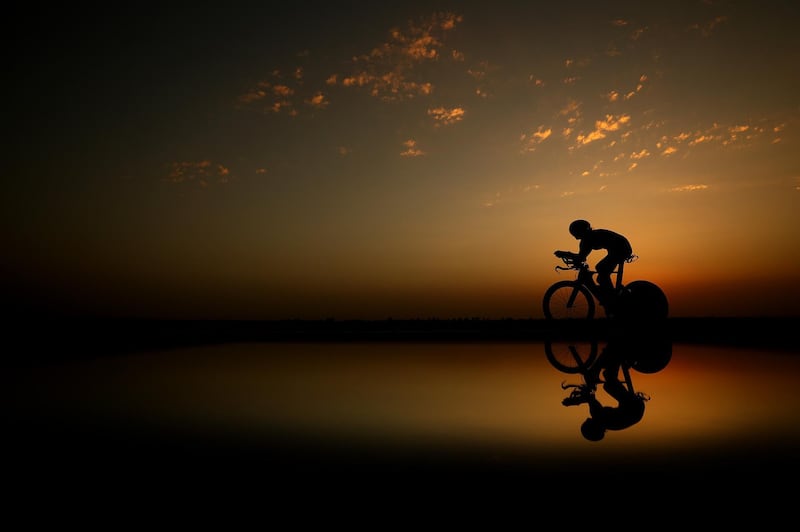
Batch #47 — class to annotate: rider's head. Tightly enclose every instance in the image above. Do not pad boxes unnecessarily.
[580,417,606,441]
[569,219,591,239]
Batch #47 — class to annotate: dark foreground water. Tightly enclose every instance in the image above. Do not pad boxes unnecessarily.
[4,333,799,514]
[2,341,800,475]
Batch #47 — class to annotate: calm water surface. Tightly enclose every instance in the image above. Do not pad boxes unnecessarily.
[5,340,800,499]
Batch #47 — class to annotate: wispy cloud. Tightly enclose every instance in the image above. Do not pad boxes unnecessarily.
[400,139,425,157]
[604,75,647,102]
[233,6,789,200]
[482,191,502,208]
[629,27,648,40]
[305,91,329,109]
[559,99,581,125]
[661,146,678,156]
[575,114,631,145]
[237,12,463,117]
[483,183,544,208]
[165,161,232,188]
[520,126,552,153]
[467,60,499,98]
[669,184,709,192]
[331,12,463,102]
[659,121,781,152]
[428,106,465,126]
[237,74,300,116]
[687,15,728,37]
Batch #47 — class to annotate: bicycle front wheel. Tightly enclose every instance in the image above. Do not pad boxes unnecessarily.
[543,281,595,319]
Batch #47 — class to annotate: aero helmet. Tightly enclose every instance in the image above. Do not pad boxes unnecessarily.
[569,219,591,238]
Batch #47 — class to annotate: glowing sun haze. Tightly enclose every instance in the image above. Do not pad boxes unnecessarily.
[4,1,799,319]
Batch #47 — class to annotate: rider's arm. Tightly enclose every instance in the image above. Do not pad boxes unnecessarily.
[577,239,592,261]
[555,250,582,262]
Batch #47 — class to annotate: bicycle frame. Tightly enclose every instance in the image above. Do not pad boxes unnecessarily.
[542,255,636,320]
[557,258,627,293]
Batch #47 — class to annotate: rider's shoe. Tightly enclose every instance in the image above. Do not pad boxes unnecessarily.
[562,391,591,406]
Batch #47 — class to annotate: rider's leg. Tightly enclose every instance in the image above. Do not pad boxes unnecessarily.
[595,257,617,307]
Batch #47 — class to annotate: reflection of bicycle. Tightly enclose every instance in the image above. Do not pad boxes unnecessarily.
[545,337,671,441]
[542,253,668,320]
[544,338,671,404]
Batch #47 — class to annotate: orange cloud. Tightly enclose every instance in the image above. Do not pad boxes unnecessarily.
[305,92,329,108]
[400,139,425,157]
[669,184,709,192]
[337,12,463,102]
[575,114,631,145]
[428,106,465,126]
[520,126,552,152]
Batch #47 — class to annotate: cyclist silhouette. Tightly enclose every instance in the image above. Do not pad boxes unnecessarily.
[560,339,648,441]
[555,219,632,315]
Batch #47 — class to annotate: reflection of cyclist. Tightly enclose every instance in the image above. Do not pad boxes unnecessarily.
[580,364,645,441]
[555,219,632,313]
[562,340,647,441]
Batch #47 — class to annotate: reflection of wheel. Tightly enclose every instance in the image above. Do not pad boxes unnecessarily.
[617,280,668,320]
[630,339,672,374]
[611,335,673,374]
[545,340,598,373]
[543,281,595,319]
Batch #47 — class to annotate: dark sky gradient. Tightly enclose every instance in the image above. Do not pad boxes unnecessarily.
[5,1,800,319]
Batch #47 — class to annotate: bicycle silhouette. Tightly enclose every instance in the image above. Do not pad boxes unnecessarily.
[542,252,668,320]
[545,337,672,441]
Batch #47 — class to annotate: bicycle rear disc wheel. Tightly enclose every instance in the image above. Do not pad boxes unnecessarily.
[618,280,669,320]
[543,281,595,319]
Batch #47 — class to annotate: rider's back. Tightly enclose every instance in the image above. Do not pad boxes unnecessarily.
[579,228,632,257]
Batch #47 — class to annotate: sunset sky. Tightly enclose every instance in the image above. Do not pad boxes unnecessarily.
[5,1,799,319]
